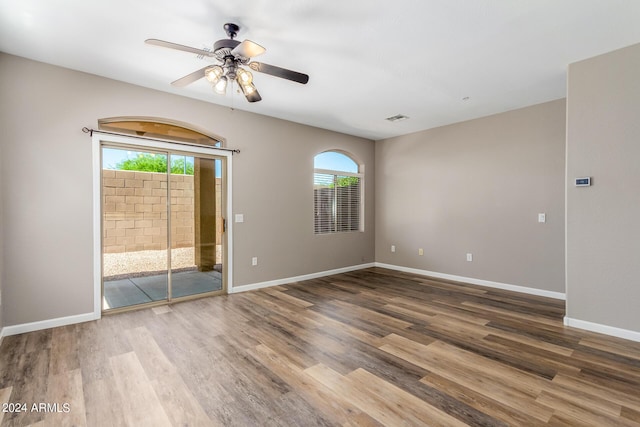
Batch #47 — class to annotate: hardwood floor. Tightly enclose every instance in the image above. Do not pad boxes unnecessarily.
[1,267,640,426]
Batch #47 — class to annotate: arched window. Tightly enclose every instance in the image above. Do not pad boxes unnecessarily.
[314,151,363,234]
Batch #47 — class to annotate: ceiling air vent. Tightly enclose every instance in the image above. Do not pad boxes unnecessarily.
[385,114,409,122]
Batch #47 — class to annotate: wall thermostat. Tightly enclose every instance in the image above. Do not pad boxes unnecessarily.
[575,177,591,187]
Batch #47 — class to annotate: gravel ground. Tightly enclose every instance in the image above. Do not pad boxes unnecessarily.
[103,247,197,278]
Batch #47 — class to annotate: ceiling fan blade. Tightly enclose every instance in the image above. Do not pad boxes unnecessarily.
[145,39,215,57]
[170,66,210,87]
[231,40,266,58]
[248,62,309,84]
[244,88,262,103]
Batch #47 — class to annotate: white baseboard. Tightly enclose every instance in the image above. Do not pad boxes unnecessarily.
[1,312,100,337]
[374,262,566,300]
[231,263,376,294]
[564,316,640,343]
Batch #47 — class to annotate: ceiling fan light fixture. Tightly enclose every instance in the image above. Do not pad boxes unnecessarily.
[205,65,224,84]
[214,76,228,94]
[236,67,253,85]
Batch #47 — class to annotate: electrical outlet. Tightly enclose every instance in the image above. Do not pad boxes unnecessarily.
[538,213,546,223]
[252,257,258,266]
[418,248,424,256]
[391,245,396,253]
[466,253,473,262]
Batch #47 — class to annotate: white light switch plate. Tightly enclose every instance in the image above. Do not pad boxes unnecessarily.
[235,214,244,223]
[538,213,546,223]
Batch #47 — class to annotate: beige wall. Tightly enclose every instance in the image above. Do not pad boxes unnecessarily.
[566,43,640,332]
[0,53,375,327]
[375,100,566,293]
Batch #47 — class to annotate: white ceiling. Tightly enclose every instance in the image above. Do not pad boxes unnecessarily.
[1,0,640,140]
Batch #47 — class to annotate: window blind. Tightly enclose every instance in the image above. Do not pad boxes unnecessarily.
[314,172,361,234]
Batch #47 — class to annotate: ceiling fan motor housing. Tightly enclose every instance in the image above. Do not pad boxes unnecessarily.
[213,38,242,62]
[213,39,240,55]
[214,39,240,51]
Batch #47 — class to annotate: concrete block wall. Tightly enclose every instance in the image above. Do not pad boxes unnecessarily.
[102,170,194,253]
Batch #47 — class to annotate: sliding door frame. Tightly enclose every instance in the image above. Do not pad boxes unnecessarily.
[92,132,234,318]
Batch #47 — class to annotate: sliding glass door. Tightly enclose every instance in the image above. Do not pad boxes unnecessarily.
[101,145,225,312]
[169,155,223,299]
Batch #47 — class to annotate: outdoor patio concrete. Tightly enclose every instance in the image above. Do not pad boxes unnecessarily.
[103,269,222,309]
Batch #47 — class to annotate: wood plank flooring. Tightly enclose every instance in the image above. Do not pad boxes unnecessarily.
[1,267,640,426]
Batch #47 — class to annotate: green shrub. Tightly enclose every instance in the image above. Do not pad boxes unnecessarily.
[116,154,194,175]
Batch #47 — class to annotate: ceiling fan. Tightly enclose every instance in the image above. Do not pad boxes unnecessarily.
[146,23,309,103]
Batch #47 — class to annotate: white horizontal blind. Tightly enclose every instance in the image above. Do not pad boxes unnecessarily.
[314,172,361,234]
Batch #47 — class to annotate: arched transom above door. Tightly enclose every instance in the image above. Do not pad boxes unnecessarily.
[98,117,224,147]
